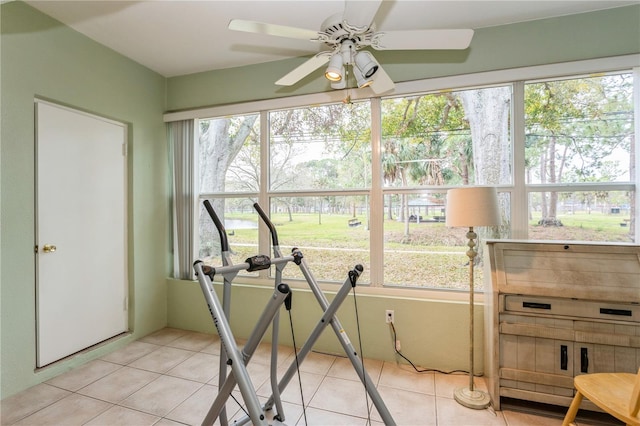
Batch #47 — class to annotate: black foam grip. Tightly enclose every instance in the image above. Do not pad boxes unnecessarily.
[253,203,279,247]
[203,200,229,252]
[245,255,271,272]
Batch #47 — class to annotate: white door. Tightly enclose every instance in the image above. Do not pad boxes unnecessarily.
[35,100,128,367]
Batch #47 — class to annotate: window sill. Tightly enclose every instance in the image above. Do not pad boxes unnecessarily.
[169,275,481,304]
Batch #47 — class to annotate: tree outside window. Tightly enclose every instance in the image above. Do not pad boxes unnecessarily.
[195,71,636,289]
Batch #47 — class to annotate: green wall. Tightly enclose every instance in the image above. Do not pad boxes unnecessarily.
[163,4,640,372]
[167,279,479,371]
[1,1,639,399]
[166,5,640,111]
[1,2,169,398]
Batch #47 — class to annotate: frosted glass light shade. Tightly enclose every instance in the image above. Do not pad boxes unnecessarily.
[445,186,500,227]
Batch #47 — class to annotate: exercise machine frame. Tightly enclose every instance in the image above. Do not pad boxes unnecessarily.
[196,201,395,425]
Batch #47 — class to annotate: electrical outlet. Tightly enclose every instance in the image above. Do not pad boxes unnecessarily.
[386,309,394,324]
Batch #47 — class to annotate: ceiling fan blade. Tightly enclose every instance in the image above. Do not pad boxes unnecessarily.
[369,65,395,95]
[229,19,319,41]
[343,0,383,28]
[372,29,474,50]
[275,52,332,86]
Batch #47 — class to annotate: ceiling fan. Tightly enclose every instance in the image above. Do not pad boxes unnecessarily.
[228,0,474,95]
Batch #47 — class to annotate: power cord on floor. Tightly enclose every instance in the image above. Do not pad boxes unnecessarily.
[389,321,469,375]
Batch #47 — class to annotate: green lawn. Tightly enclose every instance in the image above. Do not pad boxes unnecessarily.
[213,210,634,289]
[529,211,633,242]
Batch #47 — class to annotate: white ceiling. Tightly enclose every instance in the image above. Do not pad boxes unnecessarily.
[25,0,640,78]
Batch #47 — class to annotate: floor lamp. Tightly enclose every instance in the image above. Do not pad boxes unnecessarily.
[445,186,500,410]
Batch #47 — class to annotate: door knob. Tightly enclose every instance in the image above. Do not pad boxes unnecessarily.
[43,244,57,253]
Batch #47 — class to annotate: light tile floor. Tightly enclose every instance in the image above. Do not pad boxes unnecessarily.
[2,328,621,425]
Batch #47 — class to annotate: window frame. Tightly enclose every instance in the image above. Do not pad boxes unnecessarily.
[168,55,640,295]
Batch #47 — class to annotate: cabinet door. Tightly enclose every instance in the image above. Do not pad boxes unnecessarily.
[574,321,640,375]
[575,344,640,375]
[500,335,574,395]
[539,338,574,377]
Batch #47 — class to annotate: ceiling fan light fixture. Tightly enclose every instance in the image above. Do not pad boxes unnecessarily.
[325,67,343,82]
[331,79,347,89]
[325,54,344,82]
[354,51,379,78]
[353,66,374,88]
[231,2,477,94]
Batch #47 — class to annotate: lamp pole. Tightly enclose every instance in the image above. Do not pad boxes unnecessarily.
[446,186,499,410]
[453,226,491,409]
[466,227,477,393]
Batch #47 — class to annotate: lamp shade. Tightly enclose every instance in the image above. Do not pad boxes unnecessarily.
[445,186,500,227]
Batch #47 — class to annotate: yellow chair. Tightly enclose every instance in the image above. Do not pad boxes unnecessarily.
[562,368,640,426]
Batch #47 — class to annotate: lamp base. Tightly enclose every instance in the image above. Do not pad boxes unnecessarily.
[453,386,491,410]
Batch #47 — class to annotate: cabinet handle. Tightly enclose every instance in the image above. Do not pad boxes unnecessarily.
[600,308,632,316]
[560,345,568,370]
[580,348,589,373]
[523,301,551,310]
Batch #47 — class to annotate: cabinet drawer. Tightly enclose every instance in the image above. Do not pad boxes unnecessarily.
[503,295,640,322]
[500,322,574,340]
[500,313,573,339]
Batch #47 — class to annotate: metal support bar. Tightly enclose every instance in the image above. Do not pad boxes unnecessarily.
[255,201,290,422]
[269,258,288,421]
[194,261,270,426]
[264,265,359,408]
[296,256,396,425]
[201,202,395,425]
[218,262,234,426]
[201,279,291,426]
[234,261,395,426]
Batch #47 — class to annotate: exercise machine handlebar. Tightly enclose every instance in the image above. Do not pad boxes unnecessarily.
[253,202,279,247]
[203,200,229,252]
[195,254,293,280]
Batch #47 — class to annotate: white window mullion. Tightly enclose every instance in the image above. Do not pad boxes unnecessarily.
[369,97,384,287]
[511,81,528,239]
[634,66,640,244]
[192,119,201,270]
[258,110,271,268]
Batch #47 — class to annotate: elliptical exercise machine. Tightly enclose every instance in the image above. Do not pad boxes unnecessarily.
[194,201,395,425]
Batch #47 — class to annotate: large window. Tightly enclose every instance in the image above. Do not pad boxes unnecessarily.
[269,103,371,191]
[198,115,260,268]
[381,86,512,288]
[524,74,635,242]
[192,65,638,291]
[267,103,372,281]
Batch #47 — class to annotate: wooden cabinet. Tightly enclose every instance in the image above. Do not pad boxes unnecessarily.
[485,241,640,410]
